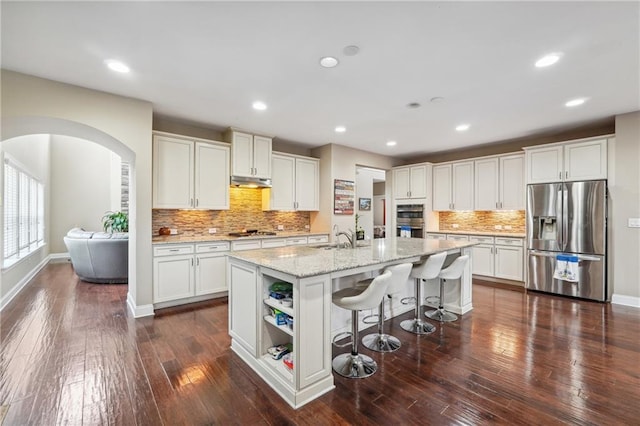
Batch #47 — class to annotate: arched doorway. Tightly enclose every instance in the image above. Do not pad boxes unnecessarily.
[1,116,138,311]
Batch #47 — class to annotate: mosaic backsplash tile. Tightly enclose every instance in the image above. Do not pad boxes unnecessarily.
[438,210,525,234]
[152,188,310,236]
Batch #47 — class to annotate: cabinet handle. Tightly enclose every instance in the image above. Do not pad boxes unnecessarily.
[196,198,199,207]
[190,198,194,207]
[191,258,194,266]
[565,171,568,179]
[197,257,200,266]
[169,249,179,252]
[559,171,562,180]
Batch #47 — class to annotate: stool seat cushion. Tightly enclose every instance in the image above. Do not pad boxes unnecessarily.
[332,270,392,311]
[439,255,469,280]
[410,251,447,281]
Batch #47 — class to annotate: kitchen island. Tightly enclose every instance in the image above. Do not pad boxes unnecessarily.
[226,237,475,408]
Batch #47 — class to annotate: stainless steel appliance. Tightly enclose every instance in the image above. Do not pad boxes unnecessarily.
[526,180,607,301]
[396,204,424,238]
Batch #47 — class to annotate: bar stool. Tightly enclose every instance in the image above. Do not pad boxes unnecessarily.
[331,270,393,378]
[400,252,447,335]
[426,255,469,322]
[360,263,413,352]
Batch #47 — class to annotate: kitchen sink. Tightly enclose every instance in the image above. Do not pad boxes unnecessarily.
[311,243,346,250]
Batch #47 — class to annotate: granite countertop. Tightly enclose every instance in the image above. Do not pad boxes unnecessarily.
[227,237,475,278]
[428,230,526,238]
[152,230,329,245]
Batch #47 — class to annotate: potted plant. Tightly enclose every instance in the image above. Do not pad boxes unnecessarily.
[355,214,365,241]
[102,211,129,233]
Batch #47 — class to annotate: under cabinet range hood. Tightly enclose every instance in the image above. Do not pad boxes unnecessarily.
[230,175,272,188]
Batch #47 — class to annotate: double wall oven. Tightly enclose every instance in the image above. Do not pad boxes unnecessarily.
[396,203,425,238]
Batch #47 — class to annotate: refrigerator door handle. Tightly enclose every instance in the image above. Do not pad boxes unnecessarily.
[529,250,557,258]
[561,185,568,250]
[529,250,602,262]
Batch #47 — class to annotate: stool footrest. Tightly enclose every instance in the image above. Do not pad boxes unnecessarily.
[400,297,416,305]
[425,296,440,306]
[362,313,387,324]
[332,331,353,348]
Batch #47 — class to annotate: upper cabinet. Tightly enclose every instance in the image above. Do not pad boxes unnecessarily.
[525,138,608,184]
[433,161,474,211]
[153,133,229,210]
[263,153,319,211]
[393,164,429,200]
[225,129,272,179]
[474,154,524,210]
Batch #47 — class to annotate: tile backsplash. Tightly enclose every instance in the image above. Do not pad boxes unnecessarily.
[152,188,310,237]
[438,210,525,233]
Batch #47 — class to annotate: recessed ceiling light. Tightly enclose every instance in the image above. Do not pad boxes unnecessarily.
[406,102,421,109]
[535,53,562,68]
[105,59,130,73]
[334,126,346,133]
[252,101,267,111]
[456,124,470,132]
[320,56,339,68]
[386,141,397,147]
[565,98,587,107]
[343,45,360,56]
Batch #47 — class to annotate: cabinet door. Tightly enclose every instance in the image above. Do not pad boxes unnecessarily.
[564,139,607,181]
[500,154,525,210]
[409,165,427,198]
[393,167,410,199]
[472,244,495,276]
[268,154,295,210]
[494,245,523,281]
[196,253,227,295]
[228,261,258,356]
[452,161,474,210]
[231,131,254,177]
[152,136,194,208]
[295,157,319,211]
[153,255,195,303]
[432,164,452,210]
[252,135,272,179]
[526,146,563,184]
[474,158,499,210]
[195,142,229,210]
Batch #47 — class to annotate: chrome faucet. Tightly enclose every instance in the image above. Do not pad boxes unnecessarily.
[334,225,356,249]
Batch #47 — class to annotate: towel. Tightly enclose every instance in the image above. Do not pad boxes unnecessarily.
[553,254,579,282]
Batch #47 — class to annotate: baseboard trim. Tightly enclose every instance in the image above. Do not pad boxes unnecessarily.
[127,292,154,318]
[611,293,640,308]
[48,252,70,262]
[0,255,50,311]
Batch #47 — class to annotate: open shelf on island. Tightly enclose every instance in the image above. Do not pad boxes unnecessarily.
[260,354,294,383]
[263,315,294,336]
[263,298,294,317]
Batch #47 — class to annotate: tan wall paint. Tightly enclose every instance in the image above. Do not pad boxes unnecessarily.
[611,111,640,301]
[1,70,153,311]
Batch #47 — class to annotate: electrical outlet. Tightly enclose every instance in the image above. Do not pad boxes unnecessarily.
[170,228,178,235]
[305,225,310,229]
[452,224,459,228]
[629,218,640,228]
[494,225,503,230]
[504,225,512,230]
[209,228,217,234]
[277,225,284,230]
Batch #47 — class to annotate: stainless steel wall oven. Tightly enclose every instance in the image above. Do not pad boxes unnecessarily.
[396,204,424,238]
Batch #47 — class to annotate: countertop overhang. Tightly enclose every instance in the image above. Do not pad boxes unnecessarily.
[227,237,475,278]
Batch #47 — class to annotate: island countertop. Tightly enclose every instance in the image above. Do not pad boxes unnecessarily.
[226,237,475,278]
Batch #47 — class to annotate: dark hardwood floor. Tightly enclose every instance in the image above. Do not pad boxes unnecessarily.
[1,262,639,425]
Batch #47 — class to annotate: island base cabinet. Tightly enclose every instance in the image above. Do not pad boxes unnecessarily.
[228,260,259,357]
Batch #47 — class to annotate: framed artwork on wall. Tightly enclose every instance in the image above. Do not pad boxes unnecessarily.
[334,179,355,215]
[359,198,371,211]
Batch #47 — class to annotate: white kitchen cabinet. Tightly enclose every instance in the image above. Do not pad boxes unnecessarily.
[153,242,229,304]
[494,237,524,281]
[261,238,287,249]
[264,153,319,211]
[433,161,474,211]
[307,235,329,244]
[229,260,259,357]
[474,154,524,210]
[447,234,469,242]
[153,133,229,210]
[525,138,608,184]
[426,233,447,240]
[469,235,495,277]
[232,240,262,251]
[286,236,307,246]
[227,130,272,179]
[393,164,429,200]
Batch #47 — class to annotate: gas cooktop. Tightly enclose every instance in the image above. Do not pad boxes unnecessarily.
[228,230,277,237]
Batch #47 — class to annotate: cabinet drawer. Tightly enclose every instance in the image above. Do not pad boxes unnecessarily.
[469,235,494,244]
[232,240,262,251]
[447,234,469,241]
[426,233,447,240]
[307,235,329,244]
[495,237,523,247]
[153,244,194,257]
[196,242,230,253]
[286,237,308,246]
[261,238,287,248]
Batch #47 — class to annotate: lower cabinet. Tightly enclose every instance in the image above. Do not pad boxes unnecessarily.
[153,242,229,305]
[470,236,495,277]
[469,235,523,282]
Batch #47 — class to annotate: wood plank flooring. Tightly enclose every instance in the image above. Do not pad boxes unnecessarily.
[1,262,639,425]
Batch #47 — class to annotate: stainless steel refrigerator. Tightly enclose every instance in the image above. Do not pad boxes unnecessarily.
[526,180,607,301]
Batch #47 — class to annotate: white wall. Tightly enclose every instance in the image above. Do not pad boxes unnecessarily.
[49,135,120,253]
[0,135,51,301]
[611,111,640,304]
[356,167,385,239]
[1,70,153,315]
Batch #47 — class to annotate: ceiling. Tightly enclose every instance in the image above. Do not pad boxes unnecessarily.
[2,1,638,159]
